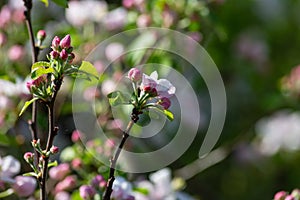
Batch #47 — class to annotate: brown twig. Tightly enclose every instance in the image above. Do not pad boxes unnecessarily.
[23,0,41,173]
[103,120,135,200]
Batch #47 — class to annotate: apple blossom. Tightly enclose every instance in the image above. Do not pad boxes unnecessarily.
[13,176,36,197]
[79,185,96,199]
[128,68,142,82]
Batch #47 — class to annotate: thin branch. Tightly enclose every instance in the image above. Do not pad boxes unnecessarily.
[23,0,41,175]
[103,120,135,200]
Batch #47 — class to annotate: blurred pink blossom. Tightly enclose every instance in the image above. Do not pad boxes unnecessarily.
[66,1,107,27]
[105,42,124,62]
[102,8,127,30]
[0,155,20,178]
[54,191,71,200]
[8,45,25,61]
[49,163,70,181]
[0,6,11,28]
[12,176,36,197]
[55,175,77,192]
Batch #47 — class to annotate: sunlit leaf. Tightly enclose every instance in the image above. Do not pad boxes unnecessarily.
[19,98,38,116]
[31,61,50,72]
[163,109,174,121]
[31,67,54,79]
[0,189,14,198]
[23,172,38,177]
[77,61,99,80]
[39,0,49,7]
[107,91,131,106]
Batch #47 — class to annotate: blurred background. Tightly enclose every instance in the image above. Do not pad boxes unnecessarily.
[1,0,300,199]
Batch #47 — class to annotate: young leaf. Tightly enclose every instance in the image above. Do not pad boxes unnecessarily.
[107,91,131,106]
[51,0,68,8]
[164,109,174,121]
[39,0,49,7]
[0,189,14,198]
[78,61,99,80]
[23,172,38,177]
[19,98,38,116]
[136,111,151,127]
[31,67,54,79]
[31,61,50,72]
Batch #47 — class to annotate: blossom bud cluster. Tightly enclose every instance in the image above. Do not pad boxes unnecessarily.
[128,68,175,110]
[50,34,75,63]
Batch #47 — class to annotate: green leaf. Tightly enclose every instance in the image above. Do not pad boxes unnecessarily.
[31,67,54,79]
[31,61,50,72]
[48,160,58,168]
[164,109,174,121]
[107,91,131,106]
[19,98,38,116]
[40,0,49,7]
[23,172,38,177]
[136,111,151,126]
[77,61,99,79]
[0,189,14,198]
[51,0,68,8]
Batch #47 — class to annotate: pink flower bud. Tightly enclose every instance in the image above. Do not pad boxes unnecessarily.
[26,76,45,91]
[13,176,36,197]
[159,97,171,110]
[274,191,288,200]
[52,36,60,50]
[71,158,82,169]
[285,195,295,200]
[79,185,96,200]
[128,68,142,82]
[55,175,77,192]
[71,130,81,142]
[60,49,68,60]
[23,152,34,163]
[37,30,46,41]
[50,51,59,59]
[31,139,40,148]
[60,34,71,49]
[50,146,59,154]
[49,163,70,181]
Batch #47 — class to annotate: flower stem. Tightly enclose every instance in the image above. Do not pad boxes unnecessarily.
[23,0,41,180]
[103,119,135,200]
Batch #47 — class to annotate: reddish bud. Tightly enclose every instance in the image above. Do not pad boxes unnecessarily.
[68,52,75,63]
[60,49,68,60]
[128,68,142,82]
[23,152,34,163]
[50,146,59,154]
[52,36,60,50]
[60,34,71,49]
[159,97,171,110]
[37,30,46,41]
[50,51,59,59]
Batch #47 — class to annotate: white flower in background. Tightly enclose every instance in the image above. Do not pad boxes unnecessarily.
[255,110,300,155]
[101,79,117,96]
[105,42,125,62]
[66,0,107,27]
[112,176,134,199]
[102,8,127,30]
[149,168,175,200]
[0,155,20,178]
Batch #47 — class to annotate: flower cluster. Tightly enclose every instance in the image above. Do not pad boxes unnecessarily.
[274,189,300,200]
[50,34,75,63]
[127,68,175,123]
